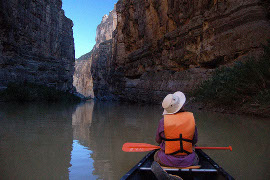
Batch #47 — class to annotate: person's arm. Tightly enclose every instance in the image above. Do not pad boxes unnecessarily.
[155,118,164,144]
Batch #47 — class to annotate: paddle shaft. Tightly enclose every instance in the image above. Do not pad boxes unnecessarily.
[196,146,232,151]
[122,143,232,152]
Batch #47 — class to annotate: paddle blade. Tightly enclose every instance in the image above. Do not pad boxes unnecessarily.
[122,143,160,152]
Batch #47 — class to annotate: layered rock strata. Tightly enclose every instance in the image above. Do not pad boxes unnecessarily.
[95,10,117,49]
[0,0,75,91]
[76,0,270,103]
[110,0,270,103]
[73,57,94,98]
[73,8,117,99]
[91,39,124,100]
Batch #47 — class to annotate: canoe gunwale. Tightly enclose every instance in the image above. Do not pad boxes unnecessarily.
[121,149,235,180]
[196,149,235,180]
[120,150,156,180]
[140,167,218,172]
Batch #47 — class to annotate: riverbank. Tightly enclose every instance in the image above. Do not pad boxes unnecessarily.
[191,42,270,118]
[0,82,81,103]
[184,100,270,119]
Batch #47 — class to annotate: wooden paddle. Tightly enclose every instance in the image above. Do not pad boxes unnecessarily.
[122,143,232,152]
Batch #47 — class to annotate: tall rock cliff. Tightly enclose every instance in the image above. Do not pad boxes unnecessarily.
[73,8,117,99]
[73,58,94,98]
[0,0,75,91]
[109,0,270,103]
[75,0,270,103]
[95,11,117,49]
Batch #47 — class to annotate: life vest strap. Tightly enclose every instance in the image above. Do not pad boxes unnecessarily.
[161,133,193,155]
[160,137,193,143]
[160,134,193,143]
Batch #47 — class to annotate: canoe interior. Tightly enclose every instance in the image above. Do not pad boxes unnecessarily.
[121,149,234,180]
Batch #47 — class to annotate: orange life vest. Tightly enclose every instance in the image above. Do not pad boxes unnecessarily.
[163,112,195,156]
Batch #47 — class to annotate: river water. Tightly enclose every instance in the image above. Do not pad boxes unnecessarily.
[0,101,269,180]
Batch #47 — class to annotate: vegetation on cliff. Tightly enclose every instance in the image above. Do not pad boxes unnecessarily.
[0,83,81,103]
[194,42,270,117]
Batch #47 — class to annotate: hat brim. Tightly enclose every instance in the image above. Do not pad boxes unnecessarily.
[162,91,186,115]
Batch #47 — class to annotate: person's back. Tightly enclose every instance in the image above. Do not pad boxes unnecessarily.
[154,91,199,168]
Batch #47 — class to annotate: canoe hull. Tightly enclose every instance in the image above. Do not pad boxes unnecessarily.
[121,149,234,180]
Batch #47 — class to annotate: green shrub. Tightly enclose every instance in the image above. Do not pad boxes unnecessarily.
[194,41,270,108]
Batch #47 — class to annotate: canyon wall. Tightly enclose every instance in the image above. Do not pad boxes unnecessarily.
[0,0,75,91]
[75,0,270,103]
[73,58,94,98]
[110,0,270,103]
[73,8,117,99]
[95,10,118,49]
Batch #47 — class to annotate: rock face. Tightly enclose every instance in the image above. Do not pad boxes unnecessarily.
[91,39,123,100]
[76,0,270,103]
[95,9,117,49]
[73,57,94,98]
[0,0,75,91]
[109,0,270,103]
[73,8,117,99]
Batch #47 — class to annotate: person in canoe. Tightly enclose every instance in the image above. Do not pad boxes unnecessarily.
[154,91,199,168]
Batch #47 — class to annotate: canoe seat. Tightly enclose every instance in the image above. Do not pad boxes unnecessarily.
[161,165,201,169]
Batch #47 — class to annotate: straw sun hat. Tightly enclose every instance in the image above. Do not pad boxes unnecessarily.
[162,91,186,115]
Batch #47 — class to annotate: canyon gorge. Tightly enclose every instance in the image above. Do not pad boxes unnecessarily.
[74,0,270,103]
[1,0,269,104]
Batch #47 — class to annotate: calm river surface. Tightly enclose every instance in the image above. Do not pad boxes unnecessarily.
[0,101,269,180]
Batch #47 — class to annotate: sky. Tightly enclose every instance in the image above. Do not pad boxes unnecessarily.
[62,0,119,59]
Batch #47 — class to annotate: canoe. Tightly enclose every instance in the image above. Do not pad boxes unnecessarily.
[121,149,235,180]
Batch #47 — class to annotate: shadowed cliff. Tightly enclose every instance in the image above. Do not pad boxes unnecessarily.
[0,0,75,92]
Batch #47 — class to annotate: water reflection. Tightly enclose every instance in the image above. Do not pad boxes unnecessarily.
[0,102,74,180]
[194,111,270,180]
[72,101,94,143]
[69,140,97,180]
[69,101,96,179]
[70,101,162,179]
[71,101,270,180]
[0,101,269,180]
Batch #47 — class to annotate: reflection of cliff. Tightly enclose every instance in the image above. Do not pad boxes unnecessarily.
[0,103,74,179]
[88,102,161,179]
[69,100,162,179]
[72,101,94,142]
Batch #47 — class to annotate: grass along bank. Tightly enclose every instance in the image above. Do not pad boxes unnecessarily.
[0,82,81,103]
[193,42,270,117]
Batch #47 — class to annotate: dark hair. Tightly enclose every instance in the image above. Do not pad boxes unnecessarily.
[176,106,186,113]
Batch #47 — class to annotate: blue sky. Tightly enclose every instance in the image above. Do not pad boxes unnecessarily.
[62,0,119,59]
